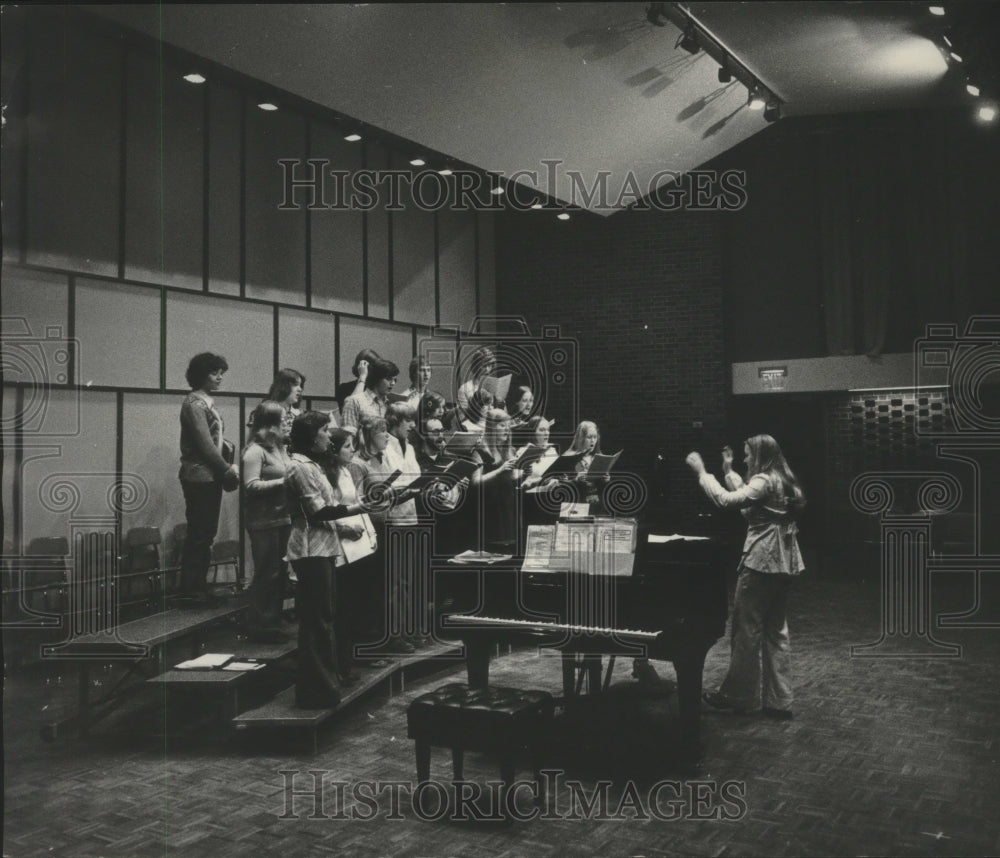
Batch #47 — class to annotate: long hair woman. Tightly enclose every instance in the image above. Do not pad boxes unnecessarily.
[242,401,292,642]
[548,419,604,505]
[267,368,306,435]
[285,412,368,707]
[479,407,522,553]
[686,434,806,719]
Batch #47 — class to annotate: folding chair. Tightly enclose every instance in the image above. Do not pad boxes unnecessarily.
[25,537,70,615]
[210,540,243,592]
[121,527,164,607]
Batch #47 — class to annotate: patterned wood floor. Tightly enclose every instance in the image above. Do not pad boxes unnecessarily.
[4,567,1000,857]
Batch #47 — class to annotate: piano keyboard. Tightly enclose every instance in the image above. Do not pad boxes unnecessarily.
[444,614,660,641]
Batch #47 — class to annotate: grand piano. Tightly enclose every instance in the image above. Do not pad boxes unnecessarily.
[433,516,729,755]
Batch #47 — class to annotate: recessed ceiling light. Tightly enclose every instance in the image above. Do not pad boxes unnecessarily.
[409,158,426,166]
[257,102,279,111]
[344,133,362,142]
[748,94,766,111]
[942,35,953,48]
[437,168,453,176]
[977,105,997,122]
[966,83,980,96]
[491,186,505,196]
[950,51,963,62]
[928,6,945,16]
[183,73,206,84]
[557,213,570,221]
[531,203,543,210]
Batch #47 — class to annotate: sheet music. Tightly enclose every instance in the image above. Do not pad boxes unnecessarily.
[340,513,378,564]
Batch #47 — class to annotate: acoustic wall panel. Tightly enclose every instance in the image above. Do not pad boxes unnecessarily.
[124,49,204,290]
[0,269,72,401]
[310,122,364,315]
[19,390,117,545]
[438,209,477,332]
[25,17,120,276]
[477,212,496,319]
[207,81,243,296]
[165,291,272,395]
[365,143,391,319]
[245,99,307,305]
[338,318,414,389]
[390,155,436,327]
[277,307,338,398]
[74,278,160,390]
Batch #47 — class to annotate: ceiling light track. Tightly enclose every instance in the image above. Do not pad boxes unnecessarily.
[647,2,785,120]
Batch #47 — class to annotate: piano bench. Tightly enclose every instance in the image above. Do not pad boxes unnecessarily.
[406,683,554,800]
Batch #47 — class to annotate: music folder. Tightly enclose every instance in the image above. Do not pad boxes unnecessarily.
[339,513,378,564]
[586,450,622,476]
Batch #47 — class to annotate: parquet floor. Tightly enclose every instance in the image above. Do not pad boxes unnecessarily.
[4,566,999,858]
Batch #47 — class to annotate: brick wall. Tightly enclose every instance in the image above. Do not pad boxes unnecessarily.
[495,207,727,518]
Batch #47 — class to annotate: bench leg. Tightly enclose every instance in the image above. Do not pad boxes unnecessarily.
[415,740,431,784]
[451,748,464,782]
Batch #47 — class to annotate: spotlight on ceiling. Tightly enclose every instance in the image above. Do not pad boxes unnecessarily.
[718,63,732,84]
[183,73,206,85]
[928,5,946,15]
[763,101,781,123]
[977,104,997,123]
[747,89,766,111]
[344,133,362,142]
[966,82,980,97]
[678,25,700,55]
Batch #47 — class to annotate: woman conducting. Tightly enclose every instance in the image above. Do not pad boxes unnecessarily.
[686,434,805,720]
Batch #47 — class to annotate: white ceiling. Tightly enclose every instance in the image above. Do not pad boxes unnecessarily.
[89,3,984,215]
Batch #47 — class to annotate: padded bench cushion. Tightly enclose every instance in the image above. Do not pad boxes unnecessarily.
[407,683,554,743]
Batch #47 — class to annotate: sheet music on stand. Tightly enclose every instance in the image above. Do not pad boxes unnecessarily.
[521,518,638,577]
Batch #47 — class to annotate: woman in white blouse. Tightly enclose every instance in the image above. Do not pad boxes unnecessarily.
[285,413,368,708]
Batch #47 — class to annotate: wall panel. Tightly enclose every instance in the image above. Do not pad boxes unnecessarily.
[245,100,307,305]
[207,81,243,296]
[365,143,391,319]
[278,308,338,398]
[124,49,204,289]
[391,156,436,326]
[74,278,160,389]
[26,17,120,276]
[310,123,364,315]
[477,213,496,320]
[438,209,477,331]
[20,390,117,545]
[0,269,72,402]
[165,292,272,394]
[338,319,414,387]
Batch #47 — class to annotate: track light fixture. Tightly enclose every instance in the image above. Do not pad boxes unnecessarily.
[677,24,700,55]
[763,100,781,122]
[747,89,766,111]
[718,63,732,84]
